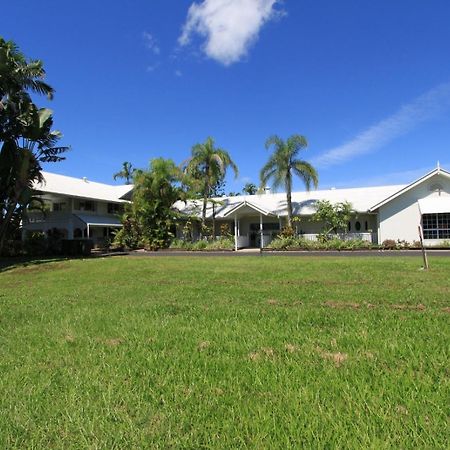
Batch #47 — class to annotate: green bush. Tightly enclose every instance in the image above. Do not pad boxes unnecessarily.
[0,240,23,257]
[268,236,373,251]
[23,232,48,256]
[169,237,234,251]
[206,238,234,250]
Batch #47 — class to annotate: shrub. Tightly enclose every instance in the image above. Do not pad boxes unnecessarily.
[23,232,48,256]
[0,240,23,257]
[382,239,397,250]
[220,223,231,237]
[206,237,234,250]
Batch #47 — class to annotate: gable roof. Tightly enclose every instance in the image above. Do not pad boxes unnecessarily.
[368,167,450,212]
[33,172,134,203]
[173,184,405,219]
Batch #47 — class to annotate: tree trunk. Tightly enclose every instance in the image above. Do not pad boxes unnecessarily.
[286,174,293,228]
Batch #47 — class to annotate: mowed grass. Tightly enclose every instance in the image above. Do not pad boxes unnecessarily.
[0,256,449,449]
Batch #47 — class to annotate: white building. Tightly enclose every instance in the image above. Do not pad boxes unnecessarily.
[23,172,133,245]
[174,165,450,249]
[24,165,450,249]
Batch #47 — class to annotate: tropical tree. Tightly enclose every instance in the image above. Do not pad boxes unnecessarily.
[114,158,185,250]
[182,137,238,226]
[260,134,318,227]
[312,200,354,237]
[0,38,67,253]
[113,161,135,184]
[242,182,258,195]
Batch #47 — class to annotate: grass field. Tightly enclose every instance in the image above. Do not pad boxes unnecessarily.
[0,255,449,448]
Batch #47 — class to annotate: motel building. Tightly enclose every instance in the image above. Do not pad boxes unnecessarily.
[24,165,450,249]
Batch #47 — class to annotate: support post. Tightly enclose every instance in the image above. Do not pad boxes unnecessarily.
[418,225,429,270]
[260,213,263,252]
[234,215,238,251]
[87,224,90,239]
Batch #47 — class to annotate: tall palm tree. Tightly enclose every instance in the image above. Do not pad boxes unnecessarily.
[260,134,318,227]
[0,38,66,253]
[113,161,135,184]
[0,38,54,106]
[183,137,238,225]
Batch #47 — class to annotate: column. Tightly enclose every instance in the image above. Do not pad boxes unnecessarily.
[260,213,263,250]
[234,215,238,251]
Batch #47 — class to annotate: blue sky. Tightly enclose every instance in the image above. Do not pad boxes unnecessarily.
[3,0,450,191]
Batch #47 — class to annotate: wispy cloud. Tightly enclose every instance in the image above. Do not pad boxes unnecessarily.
[322,162,449,189]
[313,82,450,168]
[142,31,160,55]
[178,0,284,66]
[175,69,183,77]
[146,63,160,73]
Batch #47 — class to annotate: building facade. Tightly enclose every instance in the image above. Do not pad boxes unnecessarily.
[24,166,450,249]
[23,172,133,245]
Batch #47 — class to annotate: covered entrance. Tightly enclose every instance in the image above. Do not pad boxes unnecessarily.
[223,201,280,250]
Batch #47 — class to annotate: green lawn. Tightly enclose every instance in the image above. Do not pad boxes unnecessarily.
[0,255,449,449]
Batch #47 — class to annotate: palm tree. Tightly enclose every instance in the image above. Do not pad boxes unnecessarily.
[0,105,68,251]
[113,161,135,184]
[260,134,318,227]
[182,137,238,225]
[0,38,67,253]
[242,182,258,195]
[0,38,54,107]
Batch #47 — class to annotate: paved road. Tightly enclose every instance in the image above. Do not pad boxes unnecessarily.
[129,249,450,257]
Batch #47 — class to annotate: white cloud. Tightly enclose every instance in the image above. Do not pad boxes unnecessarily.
[175,70,183,77]
[178,0,284,66]
[313,82,450,168]
[142,31,160,55]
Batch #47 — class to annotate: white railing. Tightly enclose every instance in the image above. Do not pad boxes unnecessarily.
[237,235,249,248]
[24,211,73,224]
[300,233,376,243]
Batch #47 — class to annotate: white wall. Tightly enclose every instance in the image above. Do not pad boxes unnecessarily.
[378,173,450,244]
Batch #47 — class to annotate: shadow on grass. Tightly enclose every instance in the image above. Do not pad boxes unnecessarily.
[0,256,75,273]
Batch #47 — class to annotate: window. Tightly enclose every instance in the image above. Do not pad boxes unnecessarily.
[365,221,369,231]
[422,213,450,239]
[355,221,361,231]
[347,221,351,232]
[107,203,122,214]
[74,200,96,212]
[53,202,66,212]
[250,223,280,231]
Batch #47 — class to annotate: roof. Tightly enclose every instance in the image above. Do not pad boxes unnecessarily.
[34,172,134,203]
[75,214,123,227]
[173,184,406,219]
[369,167,450,211]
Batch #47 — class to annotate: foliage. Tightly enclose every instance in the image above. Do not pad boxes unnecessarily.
[312,200,354,236]
[169,237,234,251]
[113,161,135,184]
[242,182,258,195]
[278,225,295,238]
[0,38,67,253]
[23,231,48,256]
[268,236,373,251]
[182,137,238,225]
[220,223,231,237]
[114,158,184,250]
[260,134,318,227]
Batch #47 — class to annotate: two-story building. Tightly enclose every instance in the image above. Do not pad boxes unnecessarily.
[23,172,133,245]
